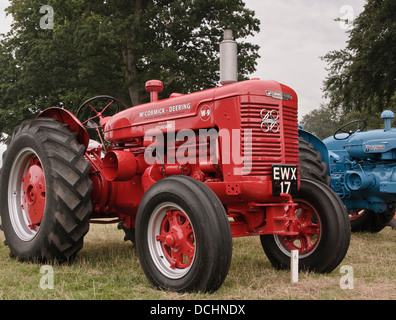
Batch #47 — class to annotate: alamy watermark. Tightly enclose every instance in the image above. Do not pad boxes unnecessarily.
[39,5,54,30]
[143,123,253,175]
[39,265,54,290]
[339,265,354,289]
[339,5,355,31]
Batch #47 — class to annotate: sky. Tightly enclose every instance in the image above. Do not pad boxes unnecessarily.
[243,0,366,119]
[0,0,366,121]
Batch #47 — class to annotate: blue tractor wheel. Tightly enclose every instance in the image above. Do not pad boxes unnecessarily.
[349,208,395,233]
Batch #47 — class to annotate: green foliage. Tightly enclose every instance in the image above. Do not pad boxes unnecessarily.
[322,0,396,115]
[300,104,341,139]
[0,0,260,135]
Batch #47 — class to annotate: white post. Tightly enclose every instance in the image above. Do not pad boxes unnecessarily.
[291,250,299,283]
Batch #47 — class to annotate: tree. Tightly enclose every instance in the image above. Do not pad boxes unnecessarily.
[300,104,342,139]
[322,0,396,114]
[300,103,394,140]
[0,0,260,136]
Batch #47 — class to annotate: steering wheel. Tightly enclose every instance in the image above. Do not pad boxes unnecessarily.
[333,120,367,140]
[76,95,120,129]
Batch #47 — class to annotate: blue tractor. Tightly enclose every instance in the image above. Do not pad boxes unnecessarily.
[299,110,396,232]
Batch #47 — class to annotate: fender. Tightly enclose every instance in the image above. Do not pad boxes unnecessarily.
[298,127,330,173]
[37,107,90,149]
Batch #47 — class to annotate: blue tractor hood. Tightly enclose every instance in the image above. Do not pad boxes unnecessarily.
[323,110,396,161]
[344,128,396,161]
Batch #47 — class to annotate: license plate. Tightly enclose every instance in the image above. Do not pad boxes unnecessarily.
[272,165,298,196]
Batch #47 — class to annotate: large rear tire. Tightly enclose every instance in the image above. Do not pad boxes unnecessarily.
[261,179,350,273]
[0,118,92,263]
[135,175,232,292]
[299,137,331,186]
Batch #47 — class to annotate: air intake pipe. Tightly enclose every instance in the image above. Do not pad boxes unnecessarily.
[103,150,137,181]
[220,29,238,85]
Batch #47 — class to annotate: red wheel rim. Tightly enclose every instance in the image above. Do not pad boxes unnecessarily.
[148,202,196,279]
[156,209,195,270]
[277,201,321,256]
[8,148,46,241]
[21,157,46,231]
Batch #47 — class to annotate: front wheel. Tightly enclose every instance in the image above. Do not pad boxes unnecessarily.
[135,175,232,292]
[261,179,350,273]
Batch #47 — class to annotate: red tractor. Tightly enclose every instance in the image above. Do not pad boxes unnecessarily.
[0,32,350,293]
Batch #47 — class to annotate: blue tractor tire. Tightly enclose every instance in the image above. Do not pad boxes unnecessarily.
[350,208,395,233]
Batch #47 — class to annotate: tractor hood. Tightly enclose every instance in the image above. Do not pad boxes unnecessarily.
[345,128,396,161]
[102,79,297,143]
[323,110,396,161]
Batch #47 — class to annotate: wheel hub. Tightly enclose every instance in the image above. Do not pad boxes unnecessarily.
[278,202,321,255]
[165,234,176,247]
[21,158,46,230]
[155,209,195,270]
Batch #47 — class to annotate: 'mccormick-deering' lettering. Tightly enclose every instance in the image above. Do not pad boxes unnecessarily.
[139,103,191,118]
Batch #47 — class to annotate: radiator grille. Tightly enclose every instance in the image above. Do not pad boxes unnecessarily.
[241,103,299,176]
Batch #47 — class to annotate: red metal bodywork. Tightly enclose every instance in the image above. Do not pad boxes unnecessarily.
[39,79,300,238]
[39,107,90,148]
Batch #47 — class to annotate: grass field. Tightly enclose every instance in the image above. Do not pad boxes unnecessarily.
[0,222,395,300]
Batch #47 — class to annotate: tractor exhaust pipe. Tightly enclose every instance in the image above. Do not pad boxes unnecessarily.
[220,29,238,85]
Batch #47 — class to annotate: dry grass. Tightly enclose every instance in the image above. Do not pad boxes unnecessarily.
[0,222,395,300]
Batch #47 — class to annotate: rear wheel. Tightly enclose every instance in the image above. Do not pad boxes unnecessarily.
[299,137,331,186]
[0,118,92,262]
[261,179,350,273]
[135,175,232,292]
[349,208,395,233]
